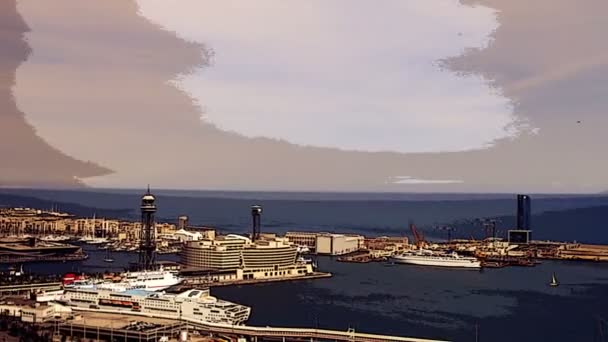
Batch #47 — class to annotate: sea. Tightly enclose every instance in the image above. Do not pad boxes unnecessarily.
[2,188,608,342]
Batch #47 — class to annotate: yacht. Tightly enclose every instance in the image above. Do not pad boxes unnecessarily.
[296,246,311,254]
[549,273,559,287]
[78,236,108,244]
[88,237,109,245]
[391,249,481,269]
[60,288,251,325]
[103,248,114,263]
[40,235,71,242]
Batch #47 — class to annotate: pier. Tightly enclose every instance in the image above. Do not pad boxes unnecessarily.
[55,311,449,342]
[170,272,332,291]
[0,282,61,295]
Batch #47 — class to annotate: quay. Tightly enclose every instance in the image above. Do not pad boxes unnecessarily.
[0,282,62,296]
[54,311,449,342]
[171,272,332,291]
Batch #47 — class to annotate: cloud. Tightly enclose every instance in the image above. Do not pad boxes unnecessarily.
[137,0,515,153]
[391,176,464,185]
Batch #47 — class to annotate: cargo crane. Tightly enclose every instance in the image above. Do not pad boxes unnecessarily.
[409,221,426,247]
[436,225,456,243]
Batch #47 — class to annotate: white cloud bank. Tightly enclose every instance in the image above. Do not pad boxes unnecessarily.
[137,0,514,153]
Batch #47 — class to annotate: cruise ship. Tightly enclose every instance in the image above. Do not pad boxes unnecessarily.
[60,288,251,325]
[35,289,65,302]
[391,249,482,269]
[66,268,182,292]
[120,268,183,291]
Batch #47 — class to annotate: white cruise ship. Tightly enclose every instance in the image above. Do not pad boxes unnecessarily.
[35,289,65,302]
[67,268,182,292]
[60,288,251,325]
[120,268,183,291]
[391,250,482,269]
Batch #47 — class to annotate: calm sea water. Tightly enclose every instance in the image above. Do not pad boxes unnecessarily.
[2,189,608,341]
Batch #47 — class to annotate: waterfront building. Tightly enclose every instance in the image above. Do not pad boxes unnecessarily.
[181,235,248,270]
[0,298,65,323]
[285,231,318,249]
[364,236,409,253]
[181,235,313,281]
[0,238,86,263]
[316,233,364,256]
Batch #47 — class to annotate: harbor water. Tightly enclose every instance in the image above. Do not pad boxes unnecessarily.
[2,189,608,341]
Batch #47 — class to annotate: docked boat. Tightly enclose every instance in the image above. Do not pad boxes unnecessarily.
[60,288,251,325]
[103,248,114,263]
[35,289,65,302]
[296,246,311,254]
[40,235,71,242]
[68,267,182,292]
[549,273,559,287]
[391,249,482,269]
[120,268,182,291]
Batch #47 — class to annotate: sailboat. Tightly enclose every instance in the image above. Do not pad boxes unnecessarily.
[104,248,115,263]
[549,272,559,287]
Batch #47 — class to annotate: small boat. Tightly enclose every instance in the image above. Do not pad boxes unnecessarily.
[104,249,115,263]
[549,272,559,287]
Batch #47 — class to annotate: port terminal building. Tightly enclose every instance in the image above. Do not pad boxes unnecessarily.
[286,232,364,255]
[180,234,313,281]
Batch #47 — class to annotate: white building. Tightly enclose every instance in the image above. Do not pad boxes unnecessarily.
[316,233,363,255]
[181,235,314,281]
[0,300,69,323]
[174,229,203,241]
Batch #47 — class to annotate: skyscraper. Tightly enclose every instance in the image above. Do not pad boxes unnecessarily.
[516,194,531,230]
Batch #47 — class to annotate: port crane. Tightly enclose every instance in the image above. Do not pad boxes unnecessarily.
[436,225,456,243]
[409,221,426,247]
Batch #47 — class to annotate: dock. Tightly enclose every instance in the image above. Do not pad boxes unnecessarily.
[55,311,450,342]
[170,272,332,292]
[0,282,62,296]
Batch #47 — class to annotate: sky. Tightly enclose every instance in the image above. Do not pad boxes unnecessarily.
[136,0,515,153]
[1,0,607,193]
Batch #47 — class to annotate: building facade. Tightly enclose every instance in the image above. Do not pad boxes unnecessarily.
[316,233,363,256]
[181,235,313,281]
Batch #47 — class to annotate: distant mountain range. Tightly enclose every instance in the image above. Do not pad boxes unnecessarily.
[0,193,131,218]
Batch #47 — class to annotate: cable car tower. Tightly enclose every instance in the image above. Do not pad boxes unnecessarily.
[139,186,157,270]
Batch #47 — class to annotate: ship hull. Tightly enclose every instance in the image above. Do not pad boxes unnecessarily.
[391,255,481,268]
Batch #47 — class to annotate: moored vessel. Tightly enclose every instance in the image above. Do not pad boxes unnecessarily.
[549,272,559,287]
[60,287,251,325]
[391,249,482,268]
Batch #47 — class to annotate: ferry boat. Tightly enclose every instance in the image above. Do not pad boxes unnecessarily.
[391,249,482,269]
[35,289,65,302]
[69,269,182,292]
[120,268,182,291]
[60,288,251,325]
